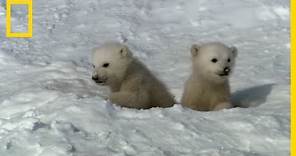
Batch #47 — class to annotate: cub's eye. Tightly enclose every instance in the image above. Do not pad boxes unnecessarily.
[102,63,110,68]
[227,58,231,62]
[211,58,218,63]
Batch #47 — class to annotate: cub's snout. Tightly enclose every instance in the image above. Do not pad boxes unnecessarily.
[92,75,107,84]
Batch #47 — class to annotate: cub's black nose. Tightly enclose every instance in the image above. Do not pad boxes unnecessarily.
[224,67,230,73]
[92,76,98,81]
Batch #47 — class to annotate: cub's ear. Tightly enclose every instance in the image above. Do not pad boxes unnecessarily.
[120,45,132,57]
[230,46,238,58]
[191,44,200,57]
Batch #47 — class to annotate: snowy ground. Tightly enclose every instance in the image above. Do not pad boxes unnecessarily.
[0,0,290,156]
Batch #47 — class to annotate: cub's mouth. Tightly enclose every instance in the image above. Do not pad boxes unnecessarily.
[95,80,106,85]
[218,72,229,77]
[217,67,231,77]
[92,76,107,85]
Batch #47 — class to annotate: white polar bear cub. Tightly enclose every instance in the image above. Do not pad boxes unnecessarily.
[181,42,237,111]
[92,42,175,109]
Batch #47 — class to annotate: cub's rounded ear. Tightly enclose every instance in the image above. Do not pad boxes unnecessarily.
[191,44,200,57]
[230,46,238,58]
[120,45,132,57]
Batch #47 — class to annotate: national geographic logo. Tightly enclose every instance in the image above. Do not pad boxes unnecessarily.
[6,0,33,38]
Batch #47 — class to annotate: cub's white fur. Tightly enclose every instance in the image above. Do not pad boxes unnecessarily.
[92,42,175,109]
[181,42,237,111]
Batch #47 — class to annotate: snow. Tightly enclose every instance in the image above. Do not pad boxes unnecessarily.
[0,0,290,156]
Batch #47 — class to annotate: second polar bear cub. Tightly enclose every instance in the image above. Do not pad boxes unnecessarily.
[92,42,175,109]
[181,42,237,111]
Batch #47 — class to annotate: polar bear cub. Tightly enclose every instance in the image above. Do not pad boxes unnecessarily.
[92,42,175,109]
[181,42,237,111]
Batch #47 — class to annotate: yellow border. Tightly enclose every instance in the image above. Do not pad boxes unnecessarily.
[291,0,295,155]
[6,0,33,38]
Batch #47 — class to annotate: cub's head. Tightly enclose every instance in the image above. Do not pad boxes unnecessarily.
[91,42,133,85]
[190,42,237,83]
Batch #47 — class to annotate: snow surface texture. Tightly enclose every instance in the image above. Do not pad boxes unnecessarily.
[0,0,290,156]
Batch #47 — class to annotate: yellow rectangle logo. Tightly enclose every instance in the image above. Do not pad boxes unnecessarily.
[6,0,33,38]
